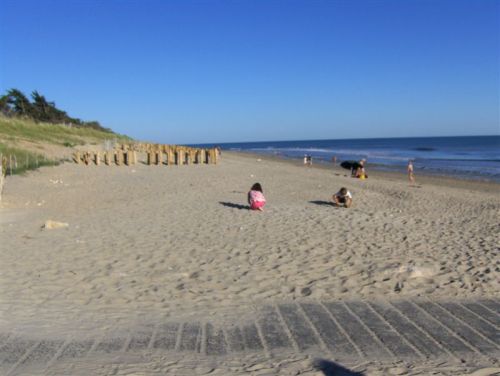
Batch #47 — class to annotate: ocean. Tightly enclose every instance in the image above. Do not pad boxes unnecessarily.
[194,136,500,182]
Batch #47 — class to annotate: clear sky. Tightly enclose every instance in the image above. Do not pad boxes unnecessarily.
[1,0,498,144]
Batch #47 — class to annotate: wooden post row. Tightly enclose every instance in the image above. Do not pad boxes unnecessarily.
[115,150,122,166]
[167,147,174,165]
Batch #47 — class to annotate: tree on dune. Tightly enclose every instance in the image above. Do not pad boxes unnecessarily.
[0,94,11,116]
[31,90,68,123]
[6,89,34,117]
[0,88,112,133]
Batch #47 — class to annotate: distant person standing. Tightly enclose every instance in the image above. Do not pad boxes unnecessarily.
[407,160,415,184]
[304,154,312,166]
[331,156,337,165]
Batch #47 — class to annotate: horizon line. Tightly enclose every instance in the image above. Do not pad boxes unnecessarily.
[187,133,500,146]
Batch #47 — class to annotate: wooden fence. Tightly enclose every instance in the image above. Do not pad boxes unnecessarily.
[0,154,5,202]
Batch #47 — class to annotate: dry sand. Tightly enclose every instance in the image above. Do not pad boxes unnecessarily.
[0,151,499,374]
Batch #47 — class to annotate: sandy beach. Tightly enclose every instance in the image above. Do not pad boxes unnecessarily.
[0,151,499,374]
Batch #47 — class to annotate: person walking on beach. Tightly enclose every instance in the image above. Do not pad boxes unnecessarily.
[407,160,415,185]
[304,154,312,166]
[333,187,352,208]
[248,183,266,211]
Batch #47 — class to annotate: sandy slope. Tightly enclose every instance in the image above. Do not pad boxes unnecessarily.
[0,152,499,335]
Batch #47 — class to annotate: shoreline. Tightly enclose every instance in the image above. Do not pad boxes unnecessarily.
[225,150,500,193]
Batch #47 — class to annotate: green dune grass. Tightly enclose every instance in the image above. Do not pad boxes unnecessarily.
[0,143,59,175]
[0,115,131,175]
[0,115,130,146]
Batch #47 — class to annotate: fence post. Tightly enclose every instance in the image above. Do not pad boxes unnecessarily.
[1,155,6,176]
[0,155,3,202]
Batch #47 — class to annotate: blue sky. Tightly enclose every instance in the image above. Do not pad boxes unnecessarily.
[1,0,498,143]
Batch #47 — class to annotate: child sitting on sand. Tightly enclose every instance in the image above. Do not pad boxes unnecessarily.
[248,183,266,211]
[333,187,352,208]
[355,166,367,179]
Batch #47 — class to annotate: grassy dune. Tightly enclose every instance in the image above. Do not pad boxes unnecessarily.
[0,143,58,175]
[0,115,131,175]
[0,115,130,146]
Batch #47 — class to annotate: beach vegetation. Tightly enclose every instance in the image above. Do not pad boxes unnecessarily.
[0,143,59,175]
[0,115,130,146]
[0,88,114,133]
[0,89,131,175]
[0,116,130,175]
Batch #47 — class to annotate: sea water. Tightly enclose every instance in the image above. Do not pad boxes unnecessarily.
[195,136,500,182]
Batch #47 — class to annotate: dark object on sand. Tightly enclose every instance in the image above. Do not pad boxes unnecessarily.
[313,359,365,375]
[340,161,363,171]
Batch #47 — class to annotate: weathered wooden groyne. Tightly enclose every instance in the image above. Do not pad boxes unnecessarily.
[73,150,139,166]
[73,144,219,166]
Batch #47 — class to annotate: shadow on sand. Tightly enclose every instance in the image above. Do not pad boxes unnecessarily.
[313,359,365,376]
[219,201,249,210]
[309,200,334,207]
